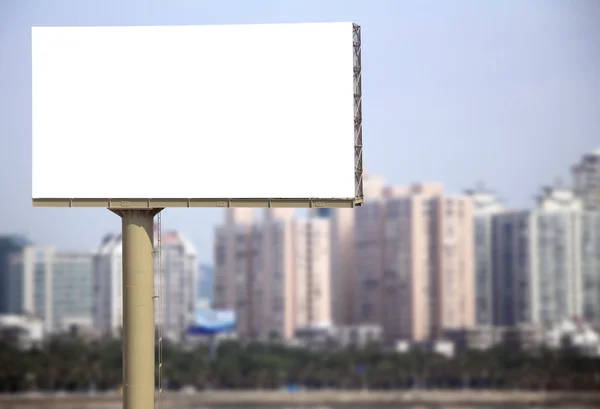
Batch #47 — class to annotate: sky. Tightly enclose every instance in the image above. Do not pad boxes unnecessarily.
[0,0,599,263]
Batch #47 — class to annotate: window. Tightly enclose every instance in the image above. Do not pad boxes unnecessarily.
[446,201,453,216]
[503,223,513,240]
[361,304,372,319]
[215,245,226,266]
[387,201,401,219]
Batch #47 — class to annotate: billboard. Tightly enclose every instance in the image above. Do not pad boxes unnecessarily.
[31,23,363,209]
[188,309,236,335]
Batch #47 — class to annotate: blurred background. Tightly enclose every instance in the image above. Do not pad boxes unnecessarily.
[0,0,599,408]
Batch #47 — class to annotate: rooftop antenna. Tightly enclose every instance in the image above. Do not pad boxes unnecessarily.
[31,22,363,409]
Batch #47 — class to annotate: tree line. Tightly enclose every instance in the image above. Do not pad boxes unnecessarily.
[0,333,599,392]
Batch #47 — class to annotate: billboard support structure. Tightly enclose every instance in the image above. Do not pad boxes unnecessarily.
[109,208,163,409]
[353,23,363,200]
[32,22,364,409]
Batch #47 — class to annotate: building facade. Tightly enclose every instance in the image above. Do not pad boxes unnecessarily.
[354,182,475,344]
[572,149,600,211]
[491,210,535,327]
[52,251,94,332]
[93,229,197,339]
[312,207,354,326]
[213,208,256,312]
[7,246,94,333]
[294,218,331,330]
[0,235,30,314]
[93,234,123,334]
[465,185,505,326]
[213,208,332,341]
[157,231,198,341]
[491,185,600,328]
[581,212,600,323]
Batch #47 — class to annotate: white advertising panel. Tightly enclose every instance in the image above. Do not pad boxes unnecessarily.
[31,23,363,207]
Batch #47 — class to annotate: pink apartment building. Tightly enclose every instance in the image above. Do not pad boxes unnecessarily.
[327,207,355,325]
[213,208,331,341]
[354,182,475,343]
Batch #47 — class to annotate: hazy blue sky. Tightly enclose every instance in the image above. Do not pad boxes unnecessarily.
[0,0,598,263]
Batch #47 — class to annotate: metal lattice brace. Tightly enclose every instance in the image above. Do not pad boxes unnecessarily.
[353,24,364,201]
[153,212,163,409]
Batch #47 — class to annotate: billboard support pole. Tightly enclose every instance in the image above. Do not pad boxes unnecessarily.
[110,208,163,409]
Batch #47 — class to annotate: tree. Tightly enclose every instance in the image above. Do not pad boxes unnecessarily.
[0,334,599,392]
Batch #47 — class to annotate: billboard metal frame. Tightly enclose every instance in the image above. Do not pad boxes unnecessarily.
[31,23,364,210]
[32,197,362,208]
[353,24,363,202]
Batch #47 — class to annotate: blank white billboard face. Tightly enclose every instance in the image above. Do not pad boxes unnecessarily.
[32,23,357,200]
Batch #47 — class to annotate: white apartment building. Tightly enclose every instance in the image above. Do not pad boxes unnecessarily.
[93,234,122,334]
[491,185,599,327]
[465,184,505,326]
[93,229,197,340]
[158,231,198,340]
[7,246,94,333]
[572,149,600,211]
[581,211,600,323]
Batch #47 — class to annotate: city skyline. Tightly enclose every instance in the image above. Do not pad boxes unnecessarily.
[210,164,600,344]
[0,151,598,344]
[1,0,599,263]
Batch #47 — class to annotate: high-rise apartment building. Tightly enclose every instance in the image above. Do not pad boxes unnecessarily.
[581,211,600,323]
[572,149,600,211]
[312,207,355,326]
[93,234,123,334]
[51,251,95,332]
[0,235,30,313]
[6,246,94,333]
[354,199,386,332]
[491,211,534,327]
[93,230,197,340]
[158,231,198,340]
[491,185,600,327]
[535,186,584,326]
[213,208,256,312]
[5,246,54,331]
[213,208,331,341]
[355,182,475,343]
[294,218,332,330]
[307,171,387,327]
[465,185,505,326]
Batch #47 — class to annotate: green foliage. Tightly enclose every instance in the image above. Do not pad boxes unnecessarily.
[0,335,599,392]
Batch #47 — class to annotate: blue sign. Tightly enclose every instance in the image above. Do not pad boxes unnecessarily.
[287,384,300,393]
[316,208,332,218]
[187,309,235,335]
